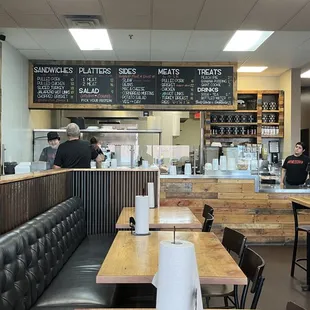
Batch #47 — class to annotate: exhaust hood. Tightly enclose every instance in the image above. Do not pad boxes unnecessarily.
[63,110,146,120]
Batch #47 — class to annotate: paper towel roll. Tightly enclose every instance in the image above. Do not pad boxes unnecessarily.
[152,240,203,310]
[147,182,155,208]
[220,155,227,170]
[212,158,219,170]
[135,196,149,235]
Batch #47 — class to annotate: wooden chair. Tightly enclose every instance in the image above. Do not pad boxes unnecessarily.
[202,204,214,232]
[201,227,247,308]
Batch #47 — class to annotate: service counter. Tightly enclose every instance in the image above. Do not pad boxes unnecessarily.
[160,174,310,244]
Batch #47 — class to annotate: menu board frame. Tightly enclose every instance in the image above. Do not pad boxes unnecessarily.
[29,62,237,111]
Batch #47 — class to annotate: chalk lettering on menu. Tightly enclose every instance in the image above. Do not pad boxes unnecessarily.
[77,66,115,104]
[157,67,195,105]
[195,67,233,105]
[117,67,156,104]
[33,65,76,103]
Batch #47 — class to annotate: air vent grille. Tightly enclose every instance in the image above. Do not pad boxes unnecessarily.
[64,15,103,29]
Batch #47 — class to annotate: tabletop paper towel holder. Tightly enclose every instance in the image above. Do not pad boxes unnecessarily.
[129,216,151,236]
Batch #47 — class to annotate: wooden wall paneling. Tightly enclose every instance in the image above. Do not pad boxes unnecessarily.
[160,178,310,244]
[0,172,72,234]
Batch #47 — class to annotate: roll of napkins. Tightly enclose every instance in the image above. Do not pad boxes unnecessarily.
[147,182,155,208]
[152,240,203,310]
[135,195,149,235]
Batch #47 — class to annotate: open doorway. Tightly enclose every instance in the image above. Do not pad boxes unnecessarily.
[301,129,309,156]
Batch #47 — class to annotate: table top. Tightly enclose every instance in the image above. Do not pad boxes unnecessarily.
[97,231,247,285]
[116,206,202,229]
[291,197,310,208]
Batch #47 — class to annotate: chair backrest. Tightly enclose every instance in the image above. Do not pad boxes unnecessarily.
[202,204,214,218]
[286,301,306,310]
[202,213,214,232]
[222,227,247,259]
[292,202,309,229]
[239,247,265,309]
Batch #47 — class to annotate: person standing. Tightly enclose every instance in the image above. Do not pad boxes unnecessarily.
[53,123,103,169]
[39,131,60,169]
[281,142,310,187]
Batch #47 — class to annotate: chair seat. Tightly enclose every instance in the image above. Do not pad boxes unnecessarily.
[201,284,234,297]
[298,225,310,233]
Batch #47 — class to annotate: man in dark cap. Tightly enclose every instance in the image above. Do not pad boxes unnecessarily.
[39,131,60,169]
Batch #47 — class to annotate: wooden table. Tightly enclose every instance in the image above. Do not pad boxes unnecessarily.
[97,231,247,285]
[116,206,202,230]
[291,197,310,291]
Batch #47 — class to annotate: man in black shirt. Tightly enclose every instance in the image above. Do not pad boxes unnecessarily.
[281,142,310,187]
[53,123,103,169]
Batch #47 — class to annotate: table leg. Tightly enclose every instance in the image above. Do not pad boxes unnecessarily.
[302,232,310,291]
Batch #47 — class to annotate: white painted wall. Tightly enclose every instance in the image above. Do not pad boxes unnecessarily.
[1,42,33,162]
[237,76,280,90]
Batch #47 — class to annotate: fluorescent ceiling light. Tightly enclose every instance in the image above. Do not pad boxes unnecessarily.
[238,66,268,73]
[224,30,274,52]
[301,70,310,78]
[69,28,113,51]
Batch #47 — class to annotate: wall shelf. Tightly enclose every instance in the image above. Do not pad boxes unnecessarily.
[211,123,257,126]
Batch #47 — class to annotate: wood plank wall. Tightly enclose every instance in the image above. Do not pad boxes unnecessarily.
[0,172,72,234]
[160,178,310,244]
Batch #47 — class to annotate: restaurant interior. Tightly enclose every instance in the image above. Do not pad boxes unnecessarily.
[1,1,310,310]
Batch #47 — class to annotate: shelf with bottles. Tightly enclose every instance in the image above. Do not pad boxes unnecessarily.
[210,135,257,138]
[262,125,280,137]
[211,125,257,136]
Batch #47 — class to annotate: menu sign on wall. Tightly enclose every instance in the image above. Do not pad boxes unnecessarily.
[31,64,235,109]
[157,67,195,105]
[117,67,156,104]
[77,66,115,103]
[33,65,76,103]
[195,67,234,105]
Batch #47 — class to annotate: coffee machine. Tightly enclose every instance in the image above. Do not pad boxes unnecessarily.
[269,141,280,164]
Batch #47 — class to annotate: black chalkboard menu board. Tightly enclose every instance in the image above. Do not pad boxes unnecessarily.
[77,66,116,104]
[157,67,195,105]
[31,64,235,109]
[117,67,156,104]
[33,65,76,103]
[195,67,234,105]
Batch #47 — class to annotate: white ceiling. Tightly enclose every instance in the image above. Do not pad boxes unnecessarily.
[1,0,310,77]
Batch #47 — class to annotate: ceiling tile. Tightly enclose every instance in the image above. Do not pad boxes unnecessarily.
[151,30,191,51]
[153,0,205,30]
[196,0,257,30]
[240,0,309,31]
[282,2,310,30]
[116,50,150,61]
[26,29,77,49]
[215,51,251,63]
[0,28,42,49]
[83,50,117,61]
[109,29,150,51]
[0,0,53,15]
[47,48,85,60]
[101,0,151,29]
[13,14,63,28]
[183,51,219,62]
[151,51,184,61]
[48,0,102,16]
[19,49,53,60]
[0,13,18,27]
[0,5,6,14]
[186,31,234,52]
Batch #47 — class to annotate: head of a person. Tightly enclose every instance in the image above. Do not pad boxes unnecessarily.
[90,136,101,149]
[47,132,60,149]
[294,142,306,157]
[66,123,80,140]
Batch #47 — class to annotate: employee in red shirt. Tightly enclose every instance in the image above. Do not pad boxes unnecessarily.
[281,142,310,187]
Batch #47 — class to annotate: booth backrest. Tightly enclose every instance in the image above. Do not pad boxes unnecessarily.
[0,197,86,310]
